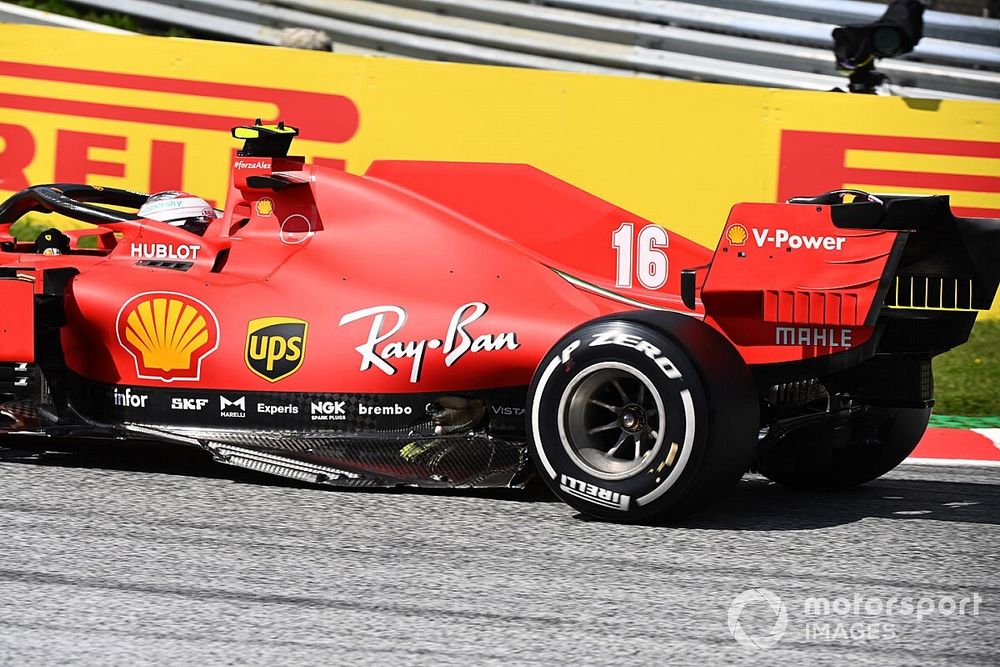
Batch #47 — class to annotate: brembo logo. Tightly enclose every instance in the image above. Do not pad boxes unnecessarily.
[116,291,220,382]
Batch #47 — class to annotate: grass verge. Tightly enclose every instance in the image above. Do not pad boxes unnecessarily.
[933,319,1000,417]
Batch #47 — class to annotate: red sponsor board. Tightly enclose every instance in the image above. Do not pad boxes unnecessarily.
[777,130,1000,219]
[0,62,360,193]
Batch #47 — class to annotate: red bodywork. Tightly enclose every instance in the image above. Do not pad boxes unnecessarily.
[0,156,902,393]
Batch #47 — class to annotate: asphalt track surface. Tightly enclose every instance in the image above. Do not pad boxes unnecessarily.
[1,440,997,666]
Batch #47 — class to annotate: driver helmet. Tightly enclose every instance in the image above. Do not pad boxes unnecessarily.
[138,191,220,231]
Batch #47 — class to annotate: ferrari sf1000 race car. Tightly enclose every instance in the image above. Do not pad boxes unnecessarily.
[1,122,998,522]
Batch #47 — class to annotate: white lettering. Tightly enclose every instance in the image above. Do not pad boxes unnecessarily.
[257,403,299,415]
[171,398,209,411]
[774,327,854,347]
[749,228,845,251]
[558,474,630,510]
[130,243,201,262]
[339,302,519,384]
[310,400,346,421]
[588,332,682,379]
[358,403,413,416]
[113,387,148,408]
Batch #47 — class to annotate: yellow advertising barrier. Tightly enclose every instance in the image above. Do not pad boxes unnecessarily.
[1,24,998,315]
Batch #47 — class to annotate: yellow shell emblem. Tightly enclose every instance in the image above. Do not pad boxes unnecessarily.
[726,224,748,246]
[256,198,275,216]
[117,292,219,382]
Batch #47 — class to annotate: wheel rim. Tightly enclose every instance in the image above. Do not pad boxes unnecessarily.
[557,362,665,481]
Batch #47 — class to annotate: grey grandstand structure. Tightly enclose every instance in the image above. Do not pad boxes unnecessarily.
[1,0,997,98]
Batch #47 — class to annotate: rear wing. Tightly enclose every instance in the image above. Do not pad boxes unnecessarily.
[692,190,1000,367]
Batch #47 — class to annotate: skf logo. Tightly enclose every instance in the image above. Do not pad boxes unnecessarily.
[171,397,209,411]
[116,292,220,382]
[726,224,748,246]
[255,198,274,216]
[245,317,308,382]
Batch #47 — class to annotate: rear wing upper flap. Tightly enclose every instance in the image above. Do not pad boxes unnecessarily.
[821,192,1000,312]
[828,194,953,232]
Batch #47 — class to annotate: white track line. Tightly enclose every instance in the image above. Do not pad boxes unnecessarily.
[902,457,1000,468]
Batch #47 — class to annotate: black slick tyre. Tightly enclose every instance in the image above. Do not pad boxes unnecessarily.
[527,313,758,522]
[756,405,931,490]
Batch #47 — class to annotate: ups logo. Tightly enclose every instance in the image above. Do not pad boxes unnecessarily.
[245,317,308,382]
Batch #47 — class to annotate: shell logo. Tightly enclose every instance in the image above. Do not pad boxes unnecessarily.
[255,198,275,217]
[116,292,220,382]
[726,223,749,246]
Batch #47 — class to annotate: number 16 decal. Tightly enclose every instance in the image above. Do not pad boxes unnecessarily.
[612,223,669,289]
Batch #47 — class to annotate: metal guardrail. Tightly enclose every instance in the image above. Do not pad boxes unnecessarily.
[678,0,1000,45]
[37,0,1000,99]
[537,0,1000,70]
[71,0,647,75]
[383,0,1000,98]
[273,0,986,95]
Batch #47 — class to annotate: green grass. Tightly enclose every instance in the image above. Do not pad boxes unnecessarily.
[10,214,99,248]
[933,319,1000,417]
[11,0,190,36]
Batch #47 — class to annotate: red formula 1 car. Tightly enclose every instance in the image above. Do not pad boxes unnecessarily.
[1,122,998,521]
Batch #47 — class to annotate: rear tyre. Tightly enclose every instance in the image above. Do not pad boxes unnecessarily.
[756,405,930,490]
[527,314,758,522]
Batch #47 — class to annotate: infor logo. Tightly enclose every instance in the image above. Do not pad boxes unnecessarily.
[245,316,308,382]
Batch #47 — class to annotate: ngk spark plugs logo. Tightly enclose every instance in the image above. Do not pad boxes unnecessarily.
[0,60,359,194]
[116,292,220,382]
